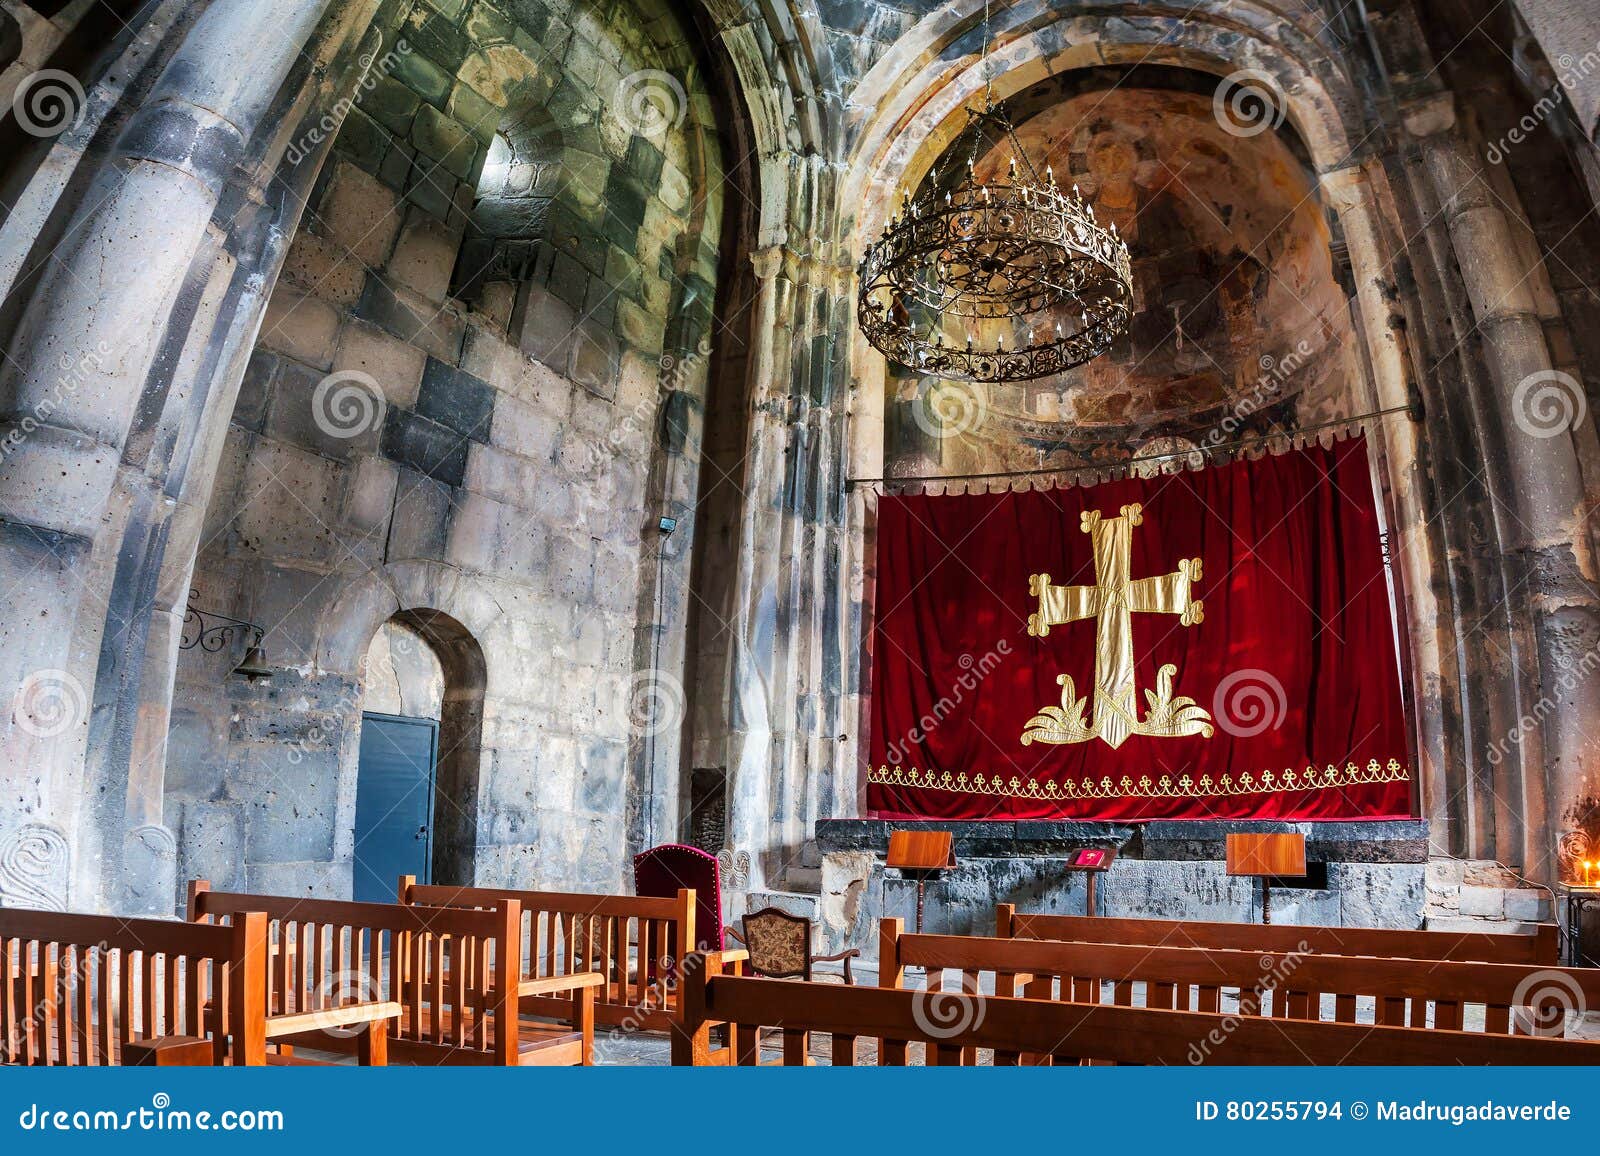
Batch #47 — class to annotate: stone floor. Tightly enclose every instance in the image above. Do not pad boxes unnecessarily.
[593,1032,673,1065]
[595,1029,886,1066]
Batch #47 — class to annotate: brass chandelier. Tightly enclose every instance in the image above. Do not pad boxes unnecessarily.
[856,6,1133,384]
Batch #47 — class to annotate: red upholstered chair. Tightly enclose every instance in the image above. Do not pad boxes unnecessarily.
[633,843,726,953]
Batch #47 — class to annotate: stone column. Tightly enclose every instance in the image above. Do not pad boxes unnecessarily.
[0,0,337,907]
[1405,94,1600,882]
[1321,164,1452,852]
[722,243,788,892]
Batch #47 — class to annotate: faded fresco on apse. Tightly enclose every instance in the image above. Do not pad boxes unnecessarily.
[888,85,1359,478]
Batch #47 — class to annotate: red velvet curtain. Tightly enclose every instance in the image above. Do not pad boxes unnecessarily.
[867,438,1413,821]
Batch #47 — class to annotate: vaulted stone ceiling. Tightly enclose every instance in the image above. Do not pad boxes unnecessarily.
[885,72,1357,474]
[977,82,1353,431]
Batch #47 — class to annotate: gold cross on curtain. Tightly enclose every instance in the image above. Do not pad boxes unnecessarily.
[1022,503,1215,749]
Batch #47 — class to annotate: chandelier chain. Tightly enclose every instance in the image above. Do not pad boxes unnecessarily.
[855,6,1135,386]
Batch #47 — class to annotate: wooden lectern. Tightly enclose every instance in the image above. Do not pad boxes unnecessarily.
[1066,847,1117,915]
[1226,832,1307,924]
[887,830,955,934]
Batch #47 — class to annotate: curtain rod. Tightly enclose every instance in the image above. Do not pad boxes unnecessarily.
[845,401,1420,489]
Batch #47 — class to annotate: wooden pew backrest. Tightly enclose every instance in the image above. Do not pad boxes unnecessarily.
[884,919,1596,1035]
[398,878,694,1030]
[188,880,520,1065]
[671,952,1600,1066]
[2,906,266,1066]
[995,904,1559,964]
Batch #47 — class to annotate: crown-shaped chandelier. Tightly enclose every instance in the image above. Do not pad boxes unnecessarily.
[856,3,1133,384]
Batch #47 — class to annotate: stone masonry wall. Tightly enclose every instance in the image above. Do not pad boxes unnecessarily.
[162,0,723,901]
[813,822,1557,959]
[1424,858,1555,931]
[812,819,1434,958]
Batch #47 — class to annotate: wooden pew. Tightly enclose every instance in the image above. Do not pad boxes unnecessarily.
[2,906,267,1066]
[671,951,1600,1066]
[883,918,1599,1038]
[995,903,1559,964]
[188,881,599,1065]
[398,877,707,1032]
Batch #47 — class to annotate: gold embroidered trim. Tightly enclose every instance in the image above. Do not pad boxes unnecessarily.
[868,759,1410,801]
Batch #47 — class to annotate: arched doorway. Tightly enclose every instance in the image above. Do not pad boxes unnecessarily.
[352,611,485,900]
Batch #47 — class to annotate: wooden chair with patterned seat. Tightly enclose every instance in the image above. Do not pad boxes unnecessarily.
[728,906,860,985]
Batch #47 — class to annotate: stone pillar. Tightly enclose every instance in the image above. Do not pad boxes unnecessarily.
[845,331,883,817]
[1321,164,1452,853]
[723,243,787,891]
[1405,94,1600,882]
[0,0,338,908]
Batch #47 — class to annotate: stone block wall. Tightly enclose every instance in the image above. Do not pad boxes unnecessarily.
[814,819,1435,958]
[816,821,1560,958]
[161,0,723,902]
[1424,858,1555,932]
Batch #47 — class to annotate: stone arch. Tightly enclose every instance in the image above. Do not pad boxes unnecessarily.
[834,4,1443,842]
[843,5,1364,258]
[357,607,487,888]
[149,0,781,900]
[838,6,1376,484]
[0,0,816,910]
[838,2,1382,474]
[313,560,496,889]
[877,65,1355,475]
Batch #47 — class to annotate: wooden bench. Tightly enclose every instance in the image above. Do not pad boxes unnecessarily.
[2,906,266,1066]
[398,876,743,1032]
[670,951,1600,1065]
[883,918,1599,1046]
[188,880,600,1065]
[995,904,1559,963]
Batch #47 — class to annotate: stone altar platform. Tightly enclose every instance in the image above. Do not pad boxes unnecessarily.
[808,818,1433,959]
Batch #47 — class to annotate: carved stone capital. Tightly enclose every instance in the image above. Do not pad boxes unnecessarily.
[1400,92,1458,139]
[1317,164,1372,216]
[750,245,785,282]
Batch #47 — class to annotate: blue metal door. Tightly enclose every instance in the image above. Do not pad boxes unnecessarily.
[353,712,438,903]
